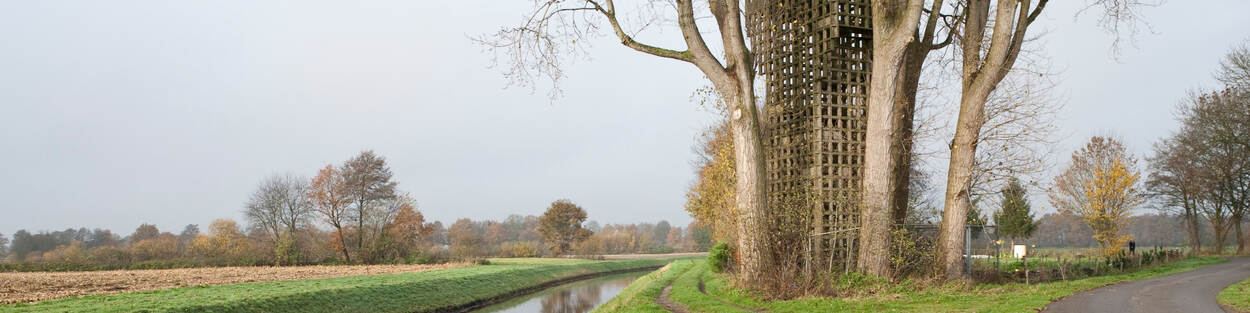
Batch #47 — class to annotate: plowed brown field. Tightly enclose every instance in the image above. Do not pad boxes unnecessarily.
[0,263,469,304]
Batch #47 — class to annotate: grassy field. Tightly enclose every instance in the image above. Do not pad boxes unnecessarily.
[596,256,1225,313]
[0,263,469,304]
[1,257,683,313]
[1219,277,1250,312]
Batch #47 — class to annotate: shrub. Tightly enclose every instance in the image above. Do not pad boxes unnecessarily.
[131,234,181,261]
[41,242,88,264]
[87,245,131,266]
[501,241,540,257]
[707,241,731,272]
[889,227,935,278]
[644,246,676,254]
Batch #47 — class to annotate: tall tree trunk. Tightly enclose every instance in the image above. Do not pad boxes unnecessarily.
[890,43,927,225]
[334,224,352,263]
[1237,212,1245,254]
[938,87,992,279]
[727,86,771,283]
[1188,213,1201,254]
[937,0,1042,280]
[357,199,366,259]
[1186,198,1202,255]
[859,0,924,277]
[1215,221,1228,255]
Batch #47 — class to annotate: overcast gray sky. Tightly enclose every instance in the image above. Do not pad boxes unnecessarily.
[2,1,1248,237]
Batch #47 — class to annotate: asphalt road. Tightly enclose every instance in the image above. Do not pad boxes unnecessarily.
[1043,257,1250,313]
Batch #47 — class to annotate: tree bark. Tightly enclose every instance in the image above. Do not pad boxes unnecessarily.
[938,87,992,279]
[1237,211,1245,254]
[609,0,772,283]
[334,223,352,263]
[859,0,925,277]
[1185,196,1202,255]
[727,87,771,283]
[938,0,1045,280]
[358,199,366,255]
[1215,221,1228,254]
[891,42,927,225]
[890,0,951,225]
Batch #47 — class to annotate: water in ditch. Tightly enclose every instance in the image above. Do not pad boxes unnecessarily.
[468,271,646,313]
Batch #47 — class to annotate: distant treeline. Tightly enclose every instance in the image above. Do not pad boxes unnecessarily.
[1018,212,1222,248]
[0,150,711,271]
[0,215,709,271]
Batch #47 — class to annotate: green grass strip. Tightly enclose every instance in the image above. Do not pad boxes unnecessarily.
[666,261,753,313]
[1220,276,1250,312]
[600,257,1224,313]
[591,259,696,313]
[3,258,684,313]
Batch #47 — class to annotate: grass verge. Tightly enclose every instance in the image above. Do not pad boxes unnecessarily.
[1219,276,1250,313]
[591,259,697,313]
[597,256,1224,313]
[2,257,685,313]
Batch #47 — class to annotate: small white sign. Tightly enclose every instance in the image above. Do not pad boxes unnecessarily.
[1013,245,1028,258]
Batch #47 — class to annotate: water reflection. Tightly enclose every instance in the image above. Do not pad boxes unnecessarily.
[540,283,601,313]
[470,272,642,313]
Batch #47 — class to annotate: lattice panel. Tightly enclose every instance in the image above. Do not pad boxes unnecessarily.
[749,0,871,273]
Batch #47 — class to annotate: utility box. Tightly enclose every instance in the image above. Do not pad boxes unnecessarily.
[1013,245,1028,258]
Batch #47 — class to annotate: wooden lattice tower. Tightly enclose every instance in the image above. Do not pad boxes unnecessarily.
[749,0,871,272]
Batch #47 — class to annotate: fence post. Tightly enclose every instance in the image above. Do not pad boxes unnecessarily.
[965,224,972,276]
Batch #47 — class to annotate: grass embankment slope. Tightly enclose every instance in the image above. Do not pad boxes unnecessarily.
[1219,276,1250,312]
[598,257,1225,313]
[2,257,684,313]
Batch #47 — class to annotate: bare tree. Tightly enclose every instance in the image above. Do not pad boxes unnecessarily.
[970,70,1061,197]
[1147,127,1203,254]
[936,0,1154,279]
[909,50,1062,214]
[481,0,772,282]
[889,0,962,224]
[341,150,399,261]
[243,173,313,265]
[935,0,1050,279]
[1218,42,1250,87]
[1177,88,1250,253]
[1078,0,1160,57]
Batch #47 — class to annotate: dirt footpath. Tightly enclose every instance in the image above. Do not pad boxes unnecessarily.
[0,262,468,304]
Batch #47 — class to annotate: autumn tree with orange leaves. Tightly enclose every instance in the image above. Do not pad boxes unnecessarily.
[309,165,353,262]
[1050,136,1145,257]
[683,122,738,243]
[384,197,432,260]
[538,200,593,256]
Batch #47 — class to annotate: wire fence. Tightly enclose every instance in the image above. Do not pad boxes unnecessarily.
[894,224,1189,284]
